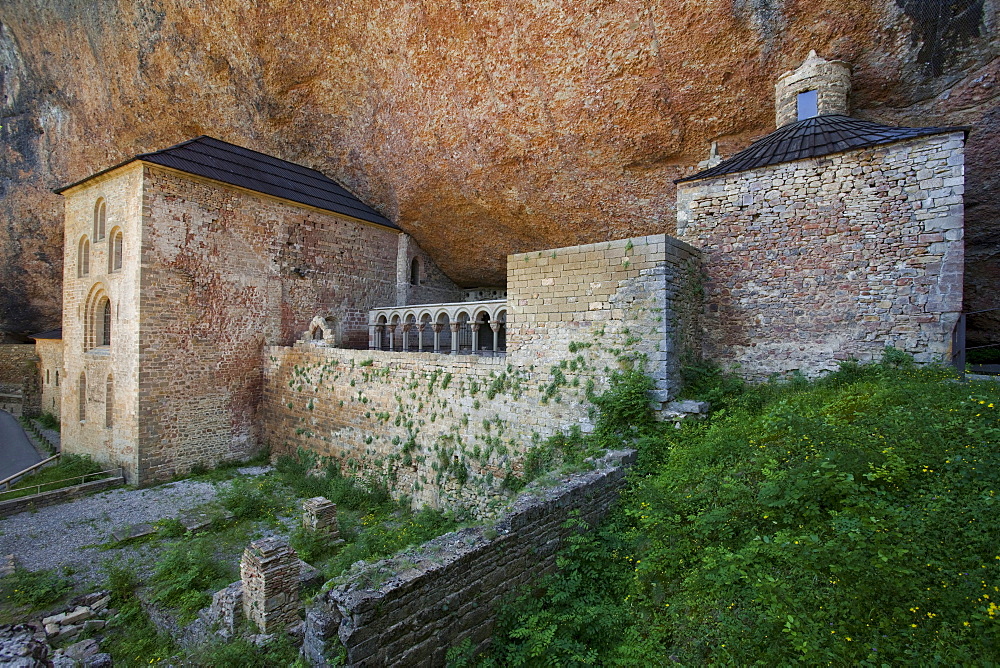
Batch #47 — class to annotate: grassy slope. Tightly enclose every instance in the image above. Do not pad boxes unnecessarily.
[486,358,1000,666]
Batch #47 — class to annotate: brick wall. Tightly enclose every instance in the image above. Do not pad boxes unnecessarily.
[263,234,701,514]
[133,166,406,481]
[676,132,965,379]
[0,345,37,385]
[303,450,634,666]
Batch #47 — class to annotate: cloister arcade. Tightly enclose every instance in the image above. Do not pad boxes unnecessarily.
[367,299,507,355]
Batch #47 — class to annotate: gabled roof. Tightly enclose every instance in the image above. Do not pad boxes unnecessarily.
[29,329,62,340]
[56,136,398,230]
[676,115,967,184]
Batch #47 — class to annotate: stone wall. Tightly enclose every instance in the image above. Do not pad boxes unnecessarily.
[395,233,465,307]
[676,133,965,379]
[132,165,423,481]
[35,339,63,419]
[0,344,38,417]
[303,449,634,667]
[507,234,702,408]
[60,164,144,478]
[262,234,701,515]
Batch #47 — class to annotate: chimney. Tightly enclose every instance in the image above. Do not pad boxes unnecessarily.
[774,50,851,127]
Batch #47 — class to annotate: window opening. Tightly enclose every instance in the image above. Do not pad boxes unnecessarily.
[101,300,112,346]
[105,375,113,428]
[110,230,123,272]
[410,257,420,286]
[797,89,818,121]
[94,199,107,241]
[79,374,87,422]
[78,238,90,277]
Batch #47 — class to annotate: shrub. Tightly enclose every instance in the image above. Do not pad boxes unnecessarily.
[217,476,285,521]
[151,539,233,621]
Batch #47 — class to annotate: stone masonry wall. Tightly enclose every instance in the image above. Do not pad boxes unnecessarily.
[34,338,63,419]
[0,344,39,417]
[134,166,407,481]
[60,164,144,478]
[676,132,965,380]
[262,234,701,515]
[303,449,634,667]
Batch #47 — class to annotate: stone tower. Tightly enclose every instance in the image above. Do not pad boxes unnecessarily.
[774,50,851,127]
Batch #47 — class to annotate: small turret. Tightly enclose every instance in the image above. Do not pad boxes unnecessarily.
[774,50,851,127]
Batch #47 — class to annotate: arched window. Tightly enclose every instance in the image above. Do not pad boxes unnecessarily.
[109,229,123,272]
[101,299,112,346]
[105,375,113,428]
[94,199,106,241]
[78,237,90,277]
[410,257,420,286]
[78,373,87,422]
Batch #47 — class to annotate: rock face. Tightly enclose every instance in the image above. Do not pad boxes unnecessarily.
[1,0,997,339]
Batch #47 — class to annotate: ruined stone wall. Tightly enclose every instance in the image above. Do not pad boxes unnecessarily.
[59,165,144,478]
[34,338,63,419]
[134,165,403,481]
[676,132,965,379]
[263,234,701,515]
[303,450,634,666]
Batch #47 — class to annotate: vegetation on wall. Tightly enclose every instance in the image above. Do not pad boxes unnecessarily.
[486,352,1000,665]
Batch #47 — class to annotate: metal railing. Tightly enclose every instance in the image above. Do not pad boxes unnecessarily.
[0,466,123,501]
[0,453,61,492]
[952,307,1000,372]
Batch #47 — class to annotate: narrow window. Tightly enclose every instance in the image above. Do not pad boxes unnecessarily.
[410,257,420,286]
[101,299,112,346]
[46,369,50,384]
[94,199,106,241]
[55,370,59,387]
[110,230,123,272]
[78,237,90,277]
[797,89,818,121]
[78,374,87,422]
[105,375,113,428]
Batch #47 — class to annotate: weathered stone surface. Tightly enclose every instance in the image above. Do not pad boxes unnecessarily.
[0,624,49,667]
[0,2,995,339]
[304,449,635,666]
[240,538,300,634]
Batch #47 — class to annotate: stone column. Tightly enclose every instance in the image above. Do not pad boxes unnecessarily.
[417,324,425,352]
[401,323,412,352]
[491,321,501,353]
[368,324,378,350]
[240,538,300,634]
[450,322,460,354]
[432,324,442,353]
[387,325,396,351]
[470,322,480,353]
[303,497,340,539]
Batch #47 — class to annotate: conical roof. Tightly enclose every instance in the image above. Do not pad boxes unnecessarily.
[676,115,965,184]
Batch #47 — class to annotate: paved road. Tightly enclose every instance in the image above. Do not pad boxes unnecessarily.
[0,410,42,480]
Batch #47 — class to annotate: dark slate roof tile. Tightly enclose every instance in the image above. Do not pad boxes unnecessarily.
[57,136,398,230]
[676,115,966,184]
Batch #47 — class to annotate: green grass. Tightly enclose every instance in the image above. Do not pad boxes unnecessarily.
[0,566,74,615]
[487,352,1000,665]
[0,454,107,501]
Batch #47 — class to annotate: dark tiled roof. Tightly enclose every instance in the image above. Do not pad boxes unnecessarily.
[676,115,966,184]
[29,329,62,340]
[57,136,398,230]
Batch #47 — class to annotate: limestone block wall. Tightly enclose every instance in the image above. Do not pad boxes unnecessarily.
[60,165,144,477]
[303,450,634,666]
[133,165,406,481]
[34,339,63,419]
[676,132,965,380]
[263,234,701,515]
[507,234,702,407]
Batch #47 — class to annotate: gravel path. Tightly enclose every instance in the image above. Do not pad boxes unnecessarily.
[0,471,270,588]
